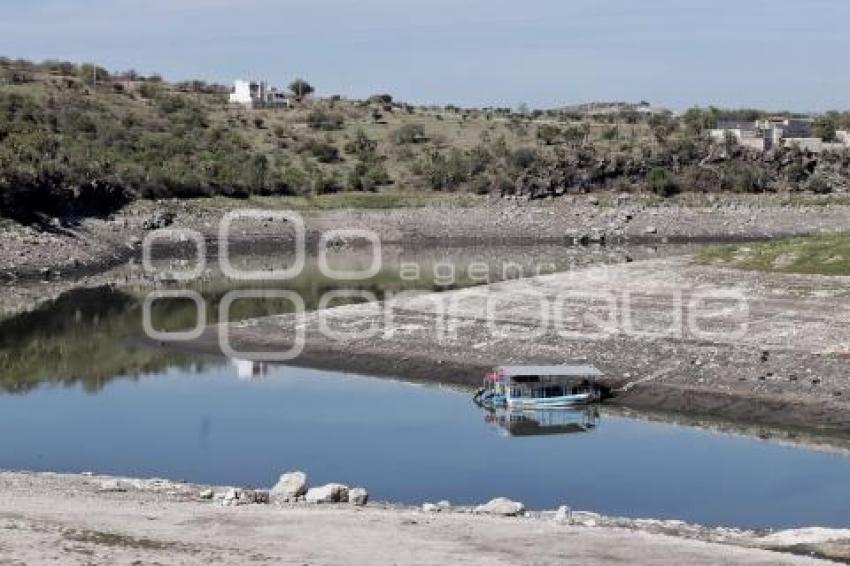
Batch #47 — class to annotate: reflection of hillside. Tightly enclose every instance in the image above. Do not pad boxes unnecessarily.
[0,287,200,394]
[0,269,478,395]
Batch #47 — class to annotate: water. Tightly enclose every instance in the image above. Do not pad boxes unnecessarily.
[1,364,849,530]
[2,244,850,531]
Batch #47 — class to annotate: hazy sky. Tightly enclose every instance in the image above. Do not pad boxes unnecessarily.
[2,0,849,110]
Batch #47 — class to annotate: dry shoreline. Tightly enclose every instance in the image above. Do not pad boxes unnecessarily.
[0,470,844,565]
[164,254,850,446]
[5,193,850,281]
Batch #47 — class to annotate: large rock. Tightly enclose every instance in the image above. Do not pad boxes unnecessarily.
[305,483,349,504]
[474,498,526,517]
[271,471,308,502]
[348,487,368,506]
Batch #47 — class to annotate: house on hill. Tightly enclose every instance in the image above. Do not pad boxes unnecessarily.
[229,80,289,109]
[708,116,848,153]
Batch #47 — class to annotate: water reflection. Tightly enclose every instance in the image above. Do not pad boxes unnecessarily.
[483,407,599,437]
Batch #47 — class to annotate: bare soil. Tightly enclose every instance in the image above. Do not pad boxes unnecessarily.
[0,471,837,565]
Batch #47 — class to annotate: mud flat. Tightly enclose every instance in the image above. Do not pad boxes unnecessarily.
[188,255,850,441]
[0,471,840,565]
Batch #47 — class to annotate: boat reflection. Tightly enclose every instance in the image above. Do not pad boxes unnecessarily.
[482,406,599,437]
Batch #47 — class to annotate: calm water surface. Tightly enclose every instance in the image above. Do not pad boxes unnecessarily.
[2,245,849,530]
[1,364,850,530]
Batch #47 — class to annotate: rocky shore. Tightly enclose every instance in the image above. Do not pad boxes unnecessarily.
[0,470,843,565]
[3,193,850,281]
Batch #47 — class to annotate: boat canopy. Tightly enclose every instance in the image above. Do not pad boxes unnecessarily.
[496,364,603,379]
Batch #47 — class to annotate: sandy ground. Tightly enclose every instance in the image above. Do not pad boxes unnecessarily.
[0,471,839,565]
[193,255,850,440]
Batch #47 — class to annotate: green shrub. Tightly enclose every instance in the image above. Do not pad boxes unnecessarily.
[304,140,340,163]
[537,124,561,145]
[307,109,344,131]
[392,123,426,145]
[646,167,678,197]
[509,147,538,170]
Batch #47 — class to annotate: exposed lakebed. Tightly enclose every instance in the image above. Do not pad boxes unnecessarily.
[1,243,849,531]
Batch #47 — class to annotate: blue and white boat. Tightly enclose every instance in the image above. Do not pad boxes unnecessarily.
[474,363,604,409]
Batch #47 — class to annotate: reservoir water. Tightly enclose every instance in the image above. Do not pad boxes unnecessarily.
[1,363,850,530]
[2,244,849,531]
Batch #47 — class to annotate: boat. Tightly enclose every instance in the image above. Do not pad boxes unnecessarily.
[473,363,604,409]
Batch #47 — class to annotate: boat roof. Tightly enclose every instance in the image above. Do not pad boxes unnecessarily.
[496,364,604,378]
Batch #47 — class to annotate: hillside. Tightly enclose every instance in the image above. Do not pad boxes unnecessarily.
[2,58,850,225]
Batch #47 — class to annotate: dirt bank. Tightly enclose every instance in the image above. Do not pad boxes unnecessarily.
[4,193,850,281]
[0,471,839,565]
[176,255,850,442]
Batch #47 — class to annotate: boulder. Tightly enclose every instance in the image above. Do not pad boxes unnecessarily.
[305,483,349,504]
[554,505,572,524]
[474,497,526,517]
[98,479,129,493]
[198,489,214,500]
[348,487,369,506]
[644,225,658,235]
[270,471,308,502]
[421,503,440,513]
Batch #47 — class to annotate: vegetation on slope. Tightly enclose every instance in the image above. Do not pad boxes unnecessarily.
[2,57,850,224]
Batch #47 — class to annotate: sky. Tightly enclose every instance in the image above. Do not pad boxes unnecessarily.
[1,0,849,111]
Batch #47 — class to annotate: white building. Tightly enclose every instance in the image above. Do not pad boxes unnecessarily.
[229,80,289,109]
[709,117,835,152]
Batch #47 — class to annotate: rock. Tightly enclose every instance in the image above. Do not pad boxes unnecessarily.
[348,487,368,506]
[199,489,214,500]
[98,479,129,493]
[554,505,572,523]
[235,489,269,504]
[474,497,526,517]
[305,483,349,504]
[143,209,175,231]
[223,488,240,503]
[421,503,440,513]
[436,500,452,510]
[588,196,600,206]
[270,471,308,502]
[644,226,658,235]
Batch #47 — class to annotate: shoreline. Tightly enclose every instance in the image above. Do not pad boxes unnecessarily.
[5,193,850,282]
[165,254,850,445]
[0,469,843,565]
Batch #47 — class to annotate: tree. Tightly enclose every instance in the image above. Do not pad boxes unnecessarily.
[289,78,315,98]
[814,115,838,143]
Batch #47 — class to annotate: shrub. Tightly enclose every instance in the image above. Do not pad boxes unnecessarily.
[344,129,377,160]
[392,123,427,144]
[537,124,561,145]
[306,109,344,131]
[509,147,539,170]
[304,140,340,163]
[646,167,678,197]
